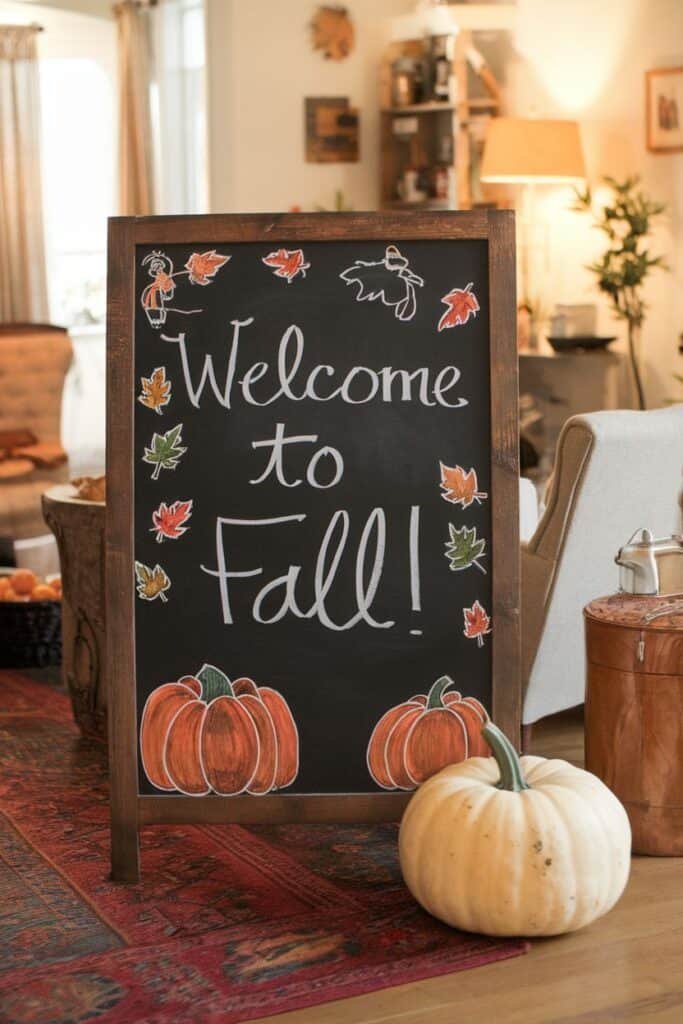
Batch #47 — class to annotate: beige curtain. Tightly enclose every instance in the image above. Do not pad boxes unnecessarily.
[115,1,155,216]
[0,25,49,324]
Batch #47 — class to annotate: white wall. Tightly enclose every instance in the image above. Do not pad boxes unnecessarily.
[205,0,413,214]
[204,0,683,406]
[509,0,683,407]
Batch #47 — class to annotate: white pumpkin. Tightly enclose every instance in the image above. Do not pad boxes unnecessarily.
[399,722,631,937]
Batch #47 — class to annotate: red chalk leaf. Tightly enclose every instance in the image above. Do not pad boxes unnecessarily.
[438,282,480,331]
[463,600,491,646]
[152,500,193,543]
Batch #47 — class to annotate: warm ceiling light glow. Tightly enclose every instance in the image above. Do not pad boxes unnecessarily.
[480,118,586,184]
[513,0,636,113]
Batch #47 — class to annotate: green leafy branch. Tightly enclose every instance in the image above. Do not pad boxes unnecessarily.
[572,176,668,409]
[573,176,667,328]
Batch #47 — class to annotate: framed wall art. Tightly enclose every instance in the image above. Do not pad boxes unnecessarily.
[646,67,683,153]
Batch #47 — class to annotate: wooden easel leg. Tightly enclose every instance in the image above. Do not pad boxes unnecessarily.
[521,723,533,754]
[111,814,140,883]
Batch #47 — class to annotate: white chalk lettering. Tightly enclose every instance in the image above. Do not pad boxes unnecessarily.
[306,446,344,489]
[162,317,254,409]
[250,423,345,489]
[166,320,468,411]
[200,510,394,631]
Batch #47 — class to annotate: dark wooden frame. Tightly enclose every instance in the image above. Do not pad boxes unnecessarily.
[106,211,519,882]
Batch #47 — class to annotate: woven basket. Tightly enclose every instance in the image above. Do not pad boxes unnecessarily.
[0,599,62,668]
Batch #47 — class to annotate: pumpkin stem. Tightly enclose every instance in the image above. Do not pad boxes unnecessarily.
[482,721,530,792]
[197,663,234,702]
[426,675,456,709]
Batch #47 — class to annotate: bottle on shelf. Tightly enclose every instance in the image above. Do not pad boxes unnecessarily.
[413,59,426,105]
[431,35,454,102]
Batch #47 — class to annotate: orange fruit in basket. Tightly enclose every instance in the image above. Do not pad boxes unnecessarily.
[2,588,24,602]
[49,575,62,593]
[31,583,57,601]
[0,578,10,597]
[10,569,37,596]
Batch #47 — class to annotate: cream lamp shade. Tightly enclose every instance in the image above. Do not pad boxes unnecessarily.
[480,118,586,184]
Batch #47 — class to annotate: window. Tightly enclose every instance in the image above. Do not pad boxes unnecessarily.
[37,1,207,325]
[40,55,114,323]
[152,0,208,215]
[40,56,115,327]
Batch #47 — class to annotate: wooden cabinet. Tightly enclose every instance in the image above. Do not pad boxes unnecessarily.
[519,350,631,473]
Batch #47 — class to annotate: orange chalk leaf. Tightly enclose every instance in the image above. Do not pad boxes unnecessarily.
[185,250,230,286]
[138,366,171,415]
[135,562,171,603]
[440,463,488,508]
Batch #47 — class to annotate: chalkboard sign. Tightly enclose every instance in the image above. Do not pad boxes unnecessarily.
[106,212,519,881]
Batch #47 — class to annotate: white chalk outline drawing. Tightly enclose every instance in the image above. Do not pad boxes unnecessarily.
[141,250,230,329]
[438,282,480,331]
[142,422,188,480]
[134,561,171,603]
[339,244,424,322]
[138,366,172,415]
[151,499,194,543]
[262,248,311,283]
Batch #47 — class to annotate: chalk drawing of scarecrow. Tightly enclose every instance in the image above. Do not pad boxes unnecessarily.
[339,244,424,322]
[141,249,230,328]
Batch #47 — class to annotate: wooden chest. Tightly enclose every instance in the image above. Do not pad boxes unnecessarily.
[584,594,683,855]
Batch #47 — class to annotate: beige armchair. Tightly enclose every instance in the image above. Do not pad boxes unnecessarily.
[0,324,73,540]
[522,405,683,728]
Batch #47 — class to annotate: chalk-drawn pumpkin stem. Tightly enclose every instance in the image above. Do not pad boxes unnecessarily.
[426,674,457,709]
[197,663,234,701]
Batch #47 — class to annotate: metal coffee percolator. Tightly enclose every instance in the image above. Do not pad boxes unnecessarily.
[615,528,683,595]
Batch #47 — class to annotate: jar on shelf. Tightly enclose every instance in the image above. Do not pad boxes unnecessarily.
[434,165,449,200]
[392,57,420,107]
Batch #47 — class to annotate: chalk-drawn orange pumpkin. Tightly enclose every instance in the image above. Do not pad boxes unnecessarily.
[140,664,299,796]
[367,675,489,790]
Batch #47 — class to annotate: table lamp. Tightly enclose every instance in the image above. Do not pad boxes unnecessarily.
[481,117,586,347]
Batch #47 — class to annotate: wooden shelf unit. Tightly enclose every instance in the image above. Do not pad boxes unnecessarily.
[379,32,500,211]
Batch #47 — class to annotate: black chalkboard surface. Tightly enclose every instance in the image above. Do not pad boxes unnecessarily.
[107,212,518,881]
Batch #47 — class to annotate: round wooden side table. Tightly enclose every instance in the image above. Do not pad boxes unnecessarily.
[584,593,683,856]
[42,484,106,738]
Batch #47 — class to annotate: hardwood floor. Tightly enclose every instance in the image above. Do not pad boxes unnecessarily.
[255,709,683,1024]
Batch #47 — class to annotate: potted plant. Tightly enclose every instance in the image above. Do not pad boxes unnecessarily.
[574,176,668,410]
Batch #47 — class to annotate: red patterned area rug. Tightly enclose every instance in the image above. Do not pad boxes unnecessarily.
[0,671,528,1024]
